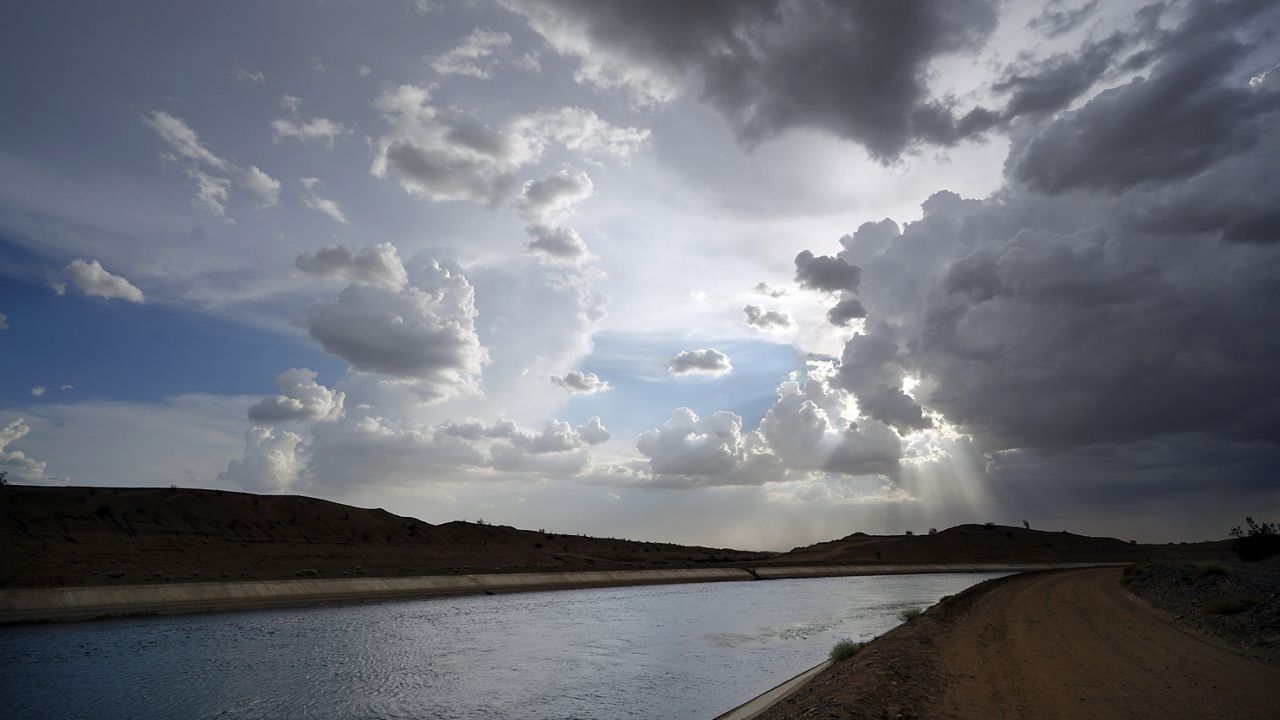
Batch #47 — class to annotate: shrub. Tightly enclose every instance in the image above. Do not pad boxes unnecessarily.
[928,528,938,535]
[1204,593,1261,615]
[1229,517,1280,561]
[829,638,864,662]
[1191,562,1228,580]
[983,522,995,529]
[898,607,923,622]
[1122,563,1147,585]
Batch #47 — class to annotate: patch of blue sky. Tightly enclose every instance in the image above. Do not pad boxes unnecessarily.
[0,267,345,406]
[559,332,805,436]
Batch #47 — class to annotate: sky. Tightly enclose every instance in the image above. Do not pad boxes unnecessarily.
[2,0,1278,550]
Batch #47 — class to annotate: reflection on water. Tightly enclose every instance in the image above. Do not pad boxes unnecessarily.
[0,572,1003,719]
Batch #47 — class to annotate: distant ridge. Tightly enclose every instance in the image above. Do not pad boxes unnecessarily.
[2,486,1216,591]
[0,486,770,588]
[764,524,1150,566]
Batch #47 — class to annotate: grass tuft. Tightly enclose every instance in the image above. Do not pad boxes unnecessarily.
[1203,592,1261,615]
[828,638,864,662]
[897,607,923,622]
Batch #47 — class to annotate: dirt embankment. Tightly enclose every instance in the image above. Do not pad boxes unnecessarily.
[758,567,1280,720]
[0,486,770,588]
[1124,557,1280,663]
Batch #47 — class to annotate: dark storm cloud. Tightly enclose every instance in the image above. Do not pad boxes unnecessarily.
[794,250,861,294]
[993,24,1156,120]
[1010,0,1280,194]
[507,0,1000,160]
[743,304,793,330]
[1028,0,1101,38]
[826,297,866,327]
[830,172,1280,453]
[788,0,1280,507]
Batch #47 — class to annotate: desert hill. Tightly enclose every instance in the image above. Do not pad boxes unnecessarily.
[2,486,1219,590]
[0,485,770,588]
[765,524,1152,566]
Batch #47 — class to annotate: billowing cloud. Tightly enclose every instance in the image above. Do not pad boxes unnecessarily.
[669,348,732,376]
[505,0,1000,159]
[0,419,49,483]
[248,368,345,423]
[514,168,594,223]
[0,312,8,330]
[636,408,779,485]
[305,259,489,402]
[743,304,792,330]
[800,3,1280,484]
[29,386,46,397]
[296,243,407,289]
[550,370,610,394]
[577,416,610,445]
[371,84,646,205]
[826,297,866,327]
[794,250,860,294]
[629,365,904,489]
[239,165,281,207]
[63,259,145,302]
[218,426,304,492]
[757,368,901,477]
[524,224,589,261]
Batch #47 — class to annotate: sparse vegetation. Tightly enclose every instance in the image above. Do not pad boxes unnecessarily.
[984,521,995,529]
[829,638,864,662]
[928,528,937,535]
[1122,563,1148,585]
[1203,592,1261,615]
[1229,517,1280,561]
[1191,562,1228,580]
[898,607,923,622]
[0,470,8,486]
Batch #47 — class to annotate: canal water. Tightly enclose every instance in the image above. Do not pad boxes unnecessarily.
[0,572,1004,719]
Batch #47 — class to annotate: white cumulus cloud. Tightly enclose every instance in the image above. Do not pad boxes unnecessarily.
[63,259,145,302]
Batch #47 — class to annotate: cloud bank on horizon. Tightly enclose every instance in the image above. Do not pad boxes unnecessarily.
[1,0,1277,549]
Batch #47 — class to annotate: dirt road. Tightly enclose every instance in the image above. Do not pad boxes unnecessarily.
[757,567,1280,719]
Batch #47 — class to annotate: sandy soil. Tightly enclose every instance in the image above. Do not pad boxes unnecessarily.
[758,567,1280,719]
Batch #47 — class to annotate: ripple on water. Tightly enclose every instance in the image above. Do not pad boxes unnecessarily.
[0,572,1005,720]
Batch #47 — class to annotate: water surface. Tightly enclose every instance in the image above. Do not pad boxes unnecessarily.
[0,572,1004,719]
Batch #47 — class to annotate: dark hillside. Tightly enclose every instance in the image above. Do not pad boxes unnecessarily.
[0,485,770,588]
